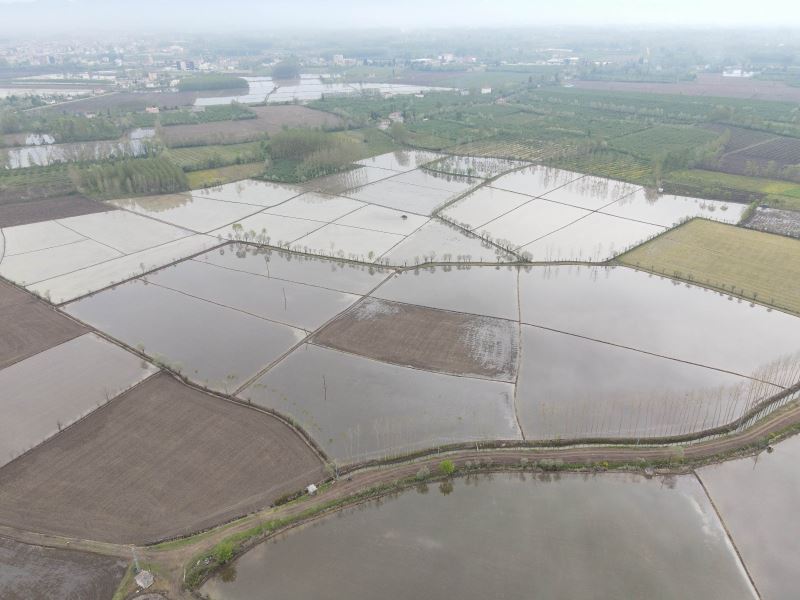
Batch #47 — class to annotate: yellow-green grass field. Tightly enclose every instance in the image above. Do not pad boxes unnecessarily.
[618,218,800,315]
[186,162,265,189]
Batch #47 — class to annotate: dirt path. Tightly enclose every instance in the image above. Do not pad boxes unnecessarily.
[1,399,797,599]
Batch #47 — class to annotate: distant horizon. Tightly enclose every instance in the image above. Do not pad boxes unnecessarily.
[1,0,800,35]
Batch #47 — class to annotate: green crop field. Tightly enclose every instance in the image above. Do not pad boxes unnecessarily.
[610,125,720,160]
[165,142,264,171]
[666,169,800,209]
[618,218,800,315]
[186,162,265,189]
[549,150,653,185]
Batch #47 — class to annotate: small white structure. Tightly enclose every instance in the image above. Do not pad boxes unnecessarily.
[135,570,154,590]
[306,484,318,496]
[480,87,492,94]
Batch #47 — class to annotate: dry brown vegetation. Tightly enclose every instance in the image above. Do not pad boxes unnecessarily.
[0,280,86,369]
[313,297,519,381]
[162,105,344,147]
[0,373,325,544]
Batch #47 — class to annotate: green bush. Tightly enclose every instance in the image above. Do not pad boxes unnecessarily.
[439,460,455,476]
[213,541,234,564]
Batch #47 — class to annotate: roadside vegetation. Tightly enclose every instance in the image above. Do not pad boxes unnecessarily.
[618,218,800,315]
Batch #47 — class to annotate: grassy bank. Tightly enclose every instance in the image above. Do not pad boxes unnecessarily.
[617,218,800,314]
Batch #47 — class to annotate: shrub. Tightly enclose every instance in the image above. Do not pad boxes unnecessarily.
[416,466,430,481]
[439,459,455,476]
[213,541,234,564]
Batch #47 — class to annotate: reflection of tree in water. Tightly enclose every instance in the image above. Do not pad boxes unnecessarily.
[220,564,237,583]
[115,193,192,213]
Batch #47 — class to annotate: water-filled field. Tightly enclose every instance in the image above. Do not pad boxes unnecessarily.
[241,343,520,462]
[699,435,800,600]
[201,473,756,600]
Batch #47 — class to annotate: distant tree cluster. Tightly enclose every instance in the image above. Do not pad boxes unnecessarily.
[73,156,188,197]
[177,75,248,92]
[271,58,301,80]
[267,128,360,180]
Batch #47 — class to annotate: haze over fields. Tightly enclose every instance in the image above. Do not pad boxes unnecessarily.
[1,0,800,31]
[1,4,799,599]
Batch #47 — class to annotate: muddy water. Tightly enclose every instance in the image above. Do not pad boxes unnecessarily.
[698,434,800,600]
[374,265,519,320]
[518,265,800,385]
[64,278,304,393]
[384,220,516,265]
[201,473,755,600]
[516,326,779,439]
[197,244,391,295]
[241,343,520,462]
[146,257,359,331]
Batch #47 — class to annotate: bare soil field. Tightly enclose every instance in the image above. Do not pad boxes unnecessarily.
[0,280,86,369]
[573,74,800,102]
[0,373,325,544]
[0,195,112,228]
[743,206,800,239]
[162,106,344,147]
[0,537,127,600]
[313,297,519,381]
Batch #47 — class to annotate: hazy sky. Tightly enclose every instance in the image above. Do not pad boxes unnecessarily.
[1,0,799,34]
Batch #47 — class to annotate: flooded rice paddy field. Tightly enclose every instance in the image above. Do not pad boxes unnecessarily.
[109,193,265,233]
[0,537,127,600]
[230,259,798,458]
[64,277,304,393]
[0,332,156,466]
[212,211,327,245]
[374,265,520,319]
[197,243,391,295]
[266,192,365,221]
[304,165,398,194]
[333,203,429,235]
[516,326,779,439]
[192,179,304,207]
[241,343,520,462]
[383,219,516,265]
[343,177,466,216]
[145,253,361,331]
[698,434,800,600]
[517,265,800,383]
[201,473,756,600]
[0,207,219,303]
[0,373,325,544]
[426,155,530,178]
[192,76,448,107]
[356,150,441,173]
[442,164,742,261]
